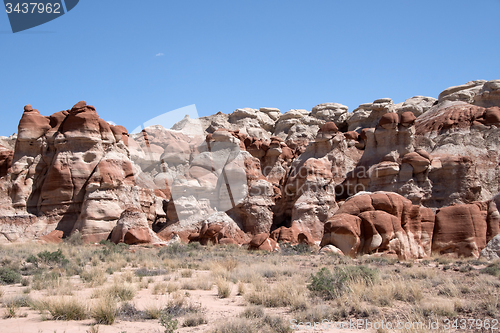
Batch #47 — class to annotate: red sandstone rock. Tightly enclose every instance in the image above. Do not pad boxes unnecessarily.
[416,104,487,134]
[400,111,417,126]
[401,152,430,174]
[270,224,314,245]
[484,107,500,124]
[38,230,64,244]
[248,232,279,251]
[432,204,489,257]
[321,192,436,259]
[110,208,152,245]
[17,105,51,140]
[378,113,399,129]
[0,145,13,177]
[318,122,338,133]
[344,131,359,141]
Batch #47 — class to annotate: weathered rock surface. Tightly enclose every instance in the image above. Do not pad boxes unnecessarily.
[1,80,500,258]
[481,233,500,260]
[432,201,499,257]
[0,102,163,244]
[320,192,435,259]
[248,233,280,251]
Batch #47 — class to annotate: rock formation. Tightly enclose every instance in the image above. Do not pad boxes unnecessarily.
[1,79,499,259]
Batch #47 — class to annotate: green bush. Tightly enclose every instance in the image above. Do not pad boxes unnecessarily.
[37,249,69,266]
[158,243,191,259]
[308,265,378,300]
[481,263,500,277]
[97,240,129,259]
[160,311,178,333]
[280,243,312,255]
[0,267,22,284]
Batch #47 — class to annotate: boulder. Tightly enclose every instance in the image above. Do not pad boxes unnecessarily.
[432,203,496,258]
[481,234,500,260]
[110,208,152,245]
[248,233,280,251]
[320,192,435,259]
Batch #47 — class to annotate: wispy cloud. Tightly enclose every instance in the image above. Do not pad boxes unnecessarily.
[155,53,164,57]
[106,120,117,126]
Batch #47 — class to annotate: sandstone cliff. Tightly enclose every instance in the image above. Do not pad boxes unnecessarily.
[1,79,499,259]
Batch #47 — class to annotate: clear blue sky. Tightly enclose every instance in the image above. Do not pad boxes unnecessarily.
[1,0,499,136]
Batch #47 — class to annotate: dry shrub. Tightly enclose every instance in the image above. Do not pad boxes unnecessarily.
[237,281,245,295]
[240,305,264,319]
[183,313,208,327]
[216,277,232,298]
[360,278,423,306]
[437,278,460,297]
[481,291,500,316]
[181,269,193,278]
[405,267,437,280]
[182,276,213,291]
[209,318,258,333]
[91,296,117,325]
[39,297,89,320]
[418,298,456,317]
[80,268,107,287]
[104,283,135,301]
[245,279,307,309]
[144,302,162,319]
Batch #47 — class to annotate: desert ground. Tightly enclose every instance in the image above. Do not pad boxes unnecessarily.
[1,238,499,333]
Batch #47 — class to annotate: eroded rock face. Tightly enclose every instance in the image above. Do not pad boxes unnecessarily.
[109,207,165,245]
[320,192,435,259]
[1,80,500,257]
[432,201,500,258]
[415,102,500,207]
[248,233,280,251]
[311,103,349,130]
[0,102,162,244]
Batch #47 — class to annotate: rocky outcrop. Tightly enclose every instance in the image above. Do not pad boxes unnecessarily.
[109,207,164,245]
[248,233,280,252]
[1,80,499,258]
[481,233,500,260]
[432,201,500,257]
[320,192,435,259]
[311,103,349,131]
[0,102,163,244]
[414,102,500,207]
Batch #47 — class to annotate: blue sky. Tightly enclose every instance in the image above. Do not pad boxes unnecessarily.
[1,0,499,136]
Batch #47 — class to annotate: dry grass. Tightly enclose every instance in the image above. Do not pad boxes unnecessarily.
[35,297,89,320]
[104,283,135,301]
[152,281,180,295]
[181,276,213,291]
[216,277,232,298]
[245,278,308,309]
[1,241,499,332]
[80,268,107,287]
[183,313,208,327]
[91,295,117,325]
[181,269,193,278]
[143,302,163,319]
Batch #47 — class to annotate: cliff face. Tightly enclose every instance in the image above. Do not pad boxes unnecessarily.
[0,101,162,244]
[1,79,500,259]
